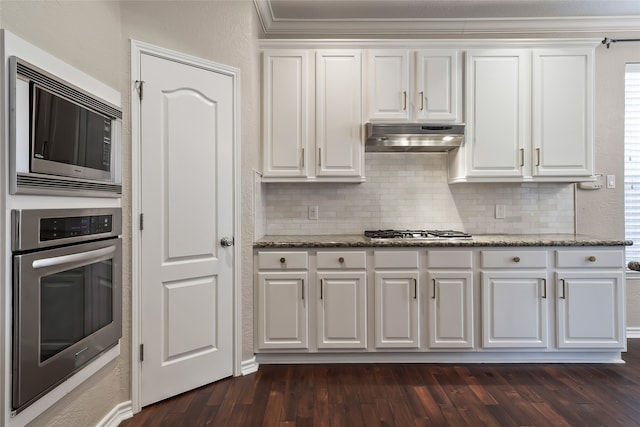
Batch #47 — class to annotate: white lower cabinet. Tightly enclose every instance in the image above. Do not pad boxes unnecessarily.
[255,246,626,360]
[481,250,549,348]
[373,251,420,348]
[316,251,367,349]
[426,250,474,349]
[481,271,549,348]
[555,249,626,349]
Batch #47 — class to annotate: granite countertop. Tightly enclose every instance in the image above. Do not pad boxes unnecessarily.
[629,261,640,271]
[255,234,632,248]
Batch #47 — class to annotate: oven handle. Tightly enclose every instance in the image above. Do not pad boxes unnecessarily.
[32,246,116,269]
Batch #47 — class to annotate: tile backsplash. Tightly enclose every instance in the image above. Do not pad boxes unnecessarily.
[262,153,575,235]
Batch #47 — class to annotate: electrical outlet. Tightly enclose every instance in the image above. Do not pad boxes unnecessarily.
[495,204,505,219]
[308,205,319,220]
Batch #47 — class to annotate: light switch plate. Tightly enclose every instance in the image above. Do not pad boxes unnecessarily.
[308,205,319,220]
[607,174,616,189]
[495,204,505,219]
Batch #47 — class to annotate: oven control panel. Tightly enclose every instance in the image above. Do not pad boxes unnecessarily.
[40,214,113,241]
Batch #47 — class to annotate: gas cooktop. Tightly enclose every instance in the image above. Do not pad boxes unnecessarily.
[364,229,472,240]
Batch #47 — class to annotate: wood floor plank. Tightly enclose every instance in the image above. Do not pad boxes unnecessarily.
[121,341,640,427]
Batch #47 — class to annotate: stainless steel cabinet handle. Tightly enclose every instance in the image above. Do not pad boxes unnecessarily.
[588,256,597,262]
[320,279,324,300]
[520,148,525,167]
[220,237,234,247]
[536,148,541,166]
[560,279,566,299]
[403,91,407,111]
[414,278,418,299]
[513,256,521,263]
[432,279,436,299]
[301,279,304,300]
[301,148,305,168]
[318,148,322,167]
[542,278,547,299]
[420,91,424,111]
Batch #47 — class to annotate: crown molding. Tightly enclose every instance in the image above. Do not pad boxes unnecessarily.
[253,1,640,37]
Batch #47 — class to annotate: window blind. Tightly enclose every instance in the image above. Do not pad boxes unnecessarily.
[625,64,640,264]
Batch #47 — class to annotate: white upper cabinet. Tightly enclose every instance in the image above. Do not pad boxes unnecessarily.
[262,50,311,179]
[415,50,462,122]
[459,49,530,179]
[449,45,595,183]
[532,49,594,177]
[315,50,364,179]
[262,49,364,182]
[365,49,462,123]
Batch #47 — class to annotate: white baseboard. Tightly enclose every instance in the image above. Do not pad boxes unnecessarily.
[96,401,134,427]
[627,327,640,339]
[241,357,259,375]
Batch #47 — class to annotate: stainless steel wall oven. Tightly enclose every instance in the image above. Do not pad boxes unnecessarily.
[11,207,122,413]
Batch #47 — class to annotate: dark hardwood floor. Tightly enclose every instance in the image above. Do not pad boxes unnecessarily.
[120,340,640,426]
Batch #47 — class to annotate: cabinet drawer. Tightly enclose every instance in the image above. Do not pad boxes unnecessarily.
[317,251,366,269]
[427,250,473,268]
[481,250,547,268]
[374,251,419,269]
[556,250,624,268]
[258,251,308,269]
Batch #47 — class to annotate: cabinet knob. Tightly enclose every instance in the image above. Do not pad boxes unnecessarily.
[280,257,286,264]
[513,256,521,263]
[588,256,597,262]
[338,257,345,263]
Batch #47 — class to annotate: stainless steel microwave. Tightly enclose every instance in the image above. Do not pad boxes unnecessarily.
[9,56,123,197]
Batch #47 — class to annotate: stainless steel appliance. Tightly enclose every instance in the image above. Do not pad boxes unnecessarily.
[365,123,465,152]
[11,208,122,413]
[364,229,472,240]
[9,56,122,197]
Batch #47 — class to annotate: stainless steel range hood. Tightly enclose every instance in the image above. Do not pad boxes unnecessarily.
[365,123,465,152]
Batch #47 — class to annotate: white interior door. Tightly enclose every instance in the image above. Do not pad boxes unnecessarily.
[138,52,234,407]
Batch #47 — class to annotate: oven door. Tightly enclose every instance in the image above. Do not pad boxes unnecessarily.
[12,237,122,411]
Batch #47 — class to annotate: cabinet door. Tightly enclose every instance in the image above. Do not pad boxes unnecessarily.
[482,271,548,348]
[262,50,311,178]
[315,50,363,178]
[465,50,530,178]
[317,271,367,349]
[428,272,474,349]
[415,50,461,122]
[366,50,410,121]
[257,272,308,349]
[374,271,420,349]
[533,49,593,177]
[556,271,625,349]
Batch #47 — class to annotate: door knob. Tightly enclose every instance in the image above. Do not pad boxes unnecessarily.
[220,237,234,247]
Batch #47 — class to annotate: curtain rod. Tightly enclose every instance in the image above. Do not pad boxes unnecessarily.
[602,37,640,48]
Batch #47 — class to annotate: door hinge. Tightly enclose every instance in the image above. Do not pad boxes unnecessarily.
[140,213,144,231]
[140,344,144,362]
[134,80,144,101]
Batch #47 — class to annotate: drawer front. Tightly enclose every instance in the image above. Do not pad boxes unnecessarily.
[556,250,624,268]
[374,251,419,269]
[481,250,547,268]
[427,250,473,268]
[258,251,308,269]
[317,251,367,269]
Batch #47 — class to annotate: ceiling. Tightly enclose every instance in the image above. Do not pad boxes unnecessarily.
[254,0,640,37]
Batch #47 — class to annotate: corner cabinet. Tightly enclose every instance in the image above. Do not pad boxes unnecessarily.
[449,46,595,183]
[262,49,364,183]
[365,49,462,123]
